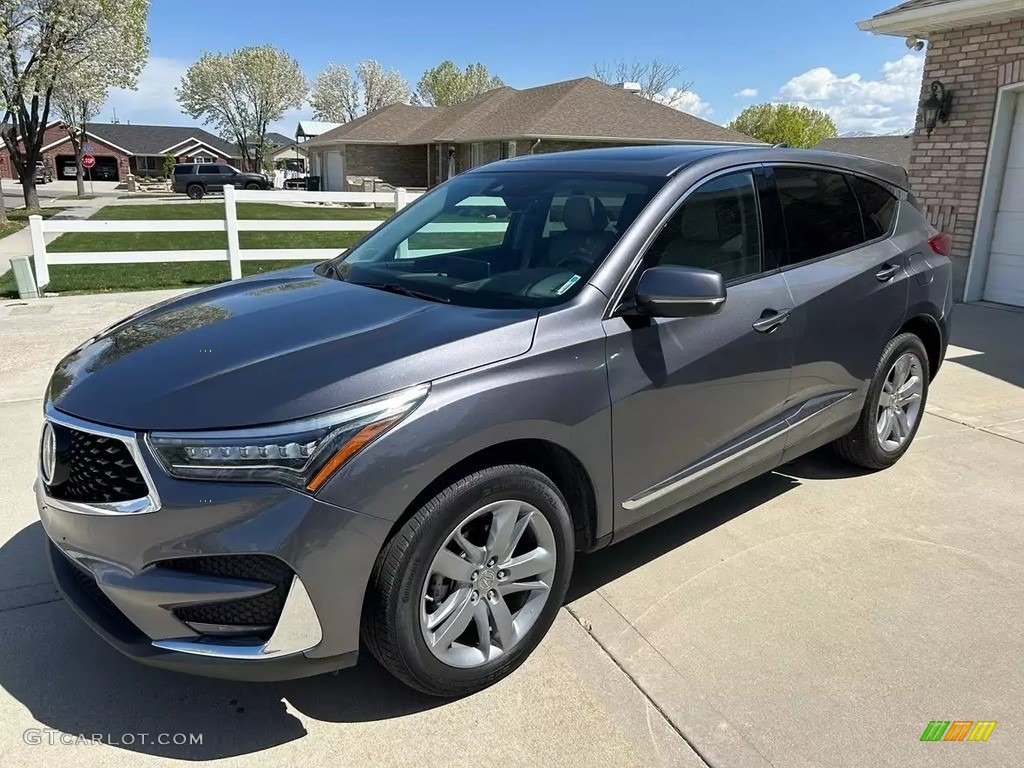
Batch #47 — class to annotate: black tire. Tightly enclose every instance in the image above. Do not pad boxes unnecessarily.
[833,332,930,470]
[186,183,205,200]
[245,182,261,190]
[362,464,575,697]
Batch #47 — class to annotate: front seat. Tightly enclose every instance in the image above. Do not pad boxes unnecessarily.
[544,196,614,268]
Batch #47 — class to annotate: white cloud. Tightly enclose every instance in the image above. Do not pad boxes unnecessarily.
[734,87,758,98]
[99,56,190,125]
[777,53,924,134]
[655,88,714,118]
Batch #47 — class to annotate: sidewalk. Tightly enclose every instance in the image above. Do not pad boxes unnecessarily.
[0,197,113,278]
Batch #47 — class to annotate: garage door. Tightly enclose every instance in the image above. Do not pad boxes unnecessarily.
[984,93,1024,307]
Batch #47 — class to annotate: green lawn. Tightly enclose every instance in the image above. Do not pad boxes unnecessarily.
[1,201,510,296]
[0,205,68,239]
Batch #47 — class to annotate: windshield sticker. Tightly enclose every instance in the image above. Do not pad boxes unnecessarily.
[556,274,581,295]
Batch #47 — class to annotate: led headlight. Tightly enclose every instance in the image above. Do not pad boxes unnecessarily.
[149,384,428,492]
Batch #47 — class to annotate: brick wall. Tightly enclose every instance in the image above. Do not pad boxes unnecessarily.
[344,144,428,189]
[0,125,131,180]
[909,18,1024,297]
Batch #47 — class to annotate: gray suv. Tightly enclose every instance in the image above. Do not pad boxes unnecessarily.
[37,146,952,696]
[172,162,270,199]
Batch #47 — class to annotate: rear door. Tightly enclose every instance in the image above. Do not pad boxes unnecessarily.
[770,165,910,454]
[605,169,797,532]
[197,164,222,190]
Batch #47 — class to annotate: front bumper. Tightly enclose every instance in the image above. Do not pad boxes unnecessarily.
[35,412,393,681]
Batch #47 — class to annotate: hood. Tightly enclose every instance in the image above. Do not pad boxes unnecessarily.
[50,266,538,430]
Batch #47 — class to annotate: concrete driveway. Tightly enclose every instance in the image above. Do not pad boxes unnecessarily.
[0,293,1021,767]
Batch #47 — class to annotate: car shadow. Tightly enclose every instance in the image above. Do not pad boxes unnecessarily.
[1,449,848,760]
[944,303,1024,389]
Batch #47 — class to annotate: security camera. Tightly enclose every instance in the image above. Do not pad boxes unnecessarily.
[906,36,925,51]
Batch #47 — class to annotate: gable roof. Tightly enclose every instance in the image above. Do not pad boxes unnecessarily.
[265,132,294,148]
[307,77,758,148]
[83,123,239,156]
[814,135,913,169]
[858,0,1023,36]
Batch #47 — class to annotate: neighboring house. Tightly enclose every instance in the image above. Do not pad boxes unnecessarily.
[296,120,343,143]
[266,131,307,172]
[859,0,1024,307]
[814,135,913,169]
[302,77,760,193]
[0,123,277,181]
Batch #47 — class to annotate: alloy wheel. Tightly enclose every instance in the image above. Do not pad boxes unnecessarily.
[419,499,557,668]
[876,351,924,451]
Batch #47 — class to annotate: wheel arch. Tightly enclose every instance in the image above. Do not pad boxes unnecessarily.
[385,438,600,554]
[897,312,943,380]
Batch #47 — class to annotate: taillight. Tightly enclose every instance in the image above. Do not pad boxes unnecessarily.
[928,233,951,256]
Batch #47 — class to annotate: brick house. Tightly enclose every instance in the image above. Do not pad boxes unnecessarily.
[859,0,1024,308]
[302,77,760,194]
[0,123,248,182]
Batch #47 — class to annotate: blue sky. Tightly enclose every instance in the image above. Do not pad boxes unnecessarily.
[100,0,924,137]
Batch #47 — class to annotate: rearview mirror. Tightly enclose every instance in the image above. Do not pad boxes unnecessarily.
[633,266,726,318]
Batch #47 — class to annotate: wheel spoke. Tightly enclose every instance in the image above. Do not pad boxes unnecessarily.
[486,501,520,562]
[426,587,469,631]
[432,548,476,583]
[487,594,516,650]
[894,407,910,439]
[430,591,475,650]
[502,547,554,582]
[877,409,893,442]
[453,529,486,565]
[473,600,491,659]
[893,356,910,388]
[499,579,549,597]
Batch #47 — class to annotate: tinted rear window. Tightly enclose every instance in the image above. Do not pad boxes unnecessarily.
[774,168,863,265]
[173,165,192,175]
[849,175,898,240]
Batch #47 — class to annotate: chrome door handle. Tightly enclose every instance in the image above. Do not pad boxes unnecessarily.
[752,308,791,333]
[875,263,901,282]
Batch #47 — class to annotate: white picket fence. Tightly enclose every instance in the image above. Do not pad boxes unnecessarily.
[28,186,439,289]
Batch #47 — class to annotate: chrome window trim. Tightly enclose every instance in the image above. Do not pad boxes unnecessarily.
[152,575,323,660]
[40,404,162,515]
[602,163,765,320]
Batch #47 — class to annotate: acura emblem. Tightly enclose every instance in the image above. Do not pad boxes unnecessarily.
[41,422,56,485]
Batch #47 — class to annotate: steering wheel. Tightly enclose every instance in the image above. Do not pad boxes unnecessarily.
[555,256,591,272]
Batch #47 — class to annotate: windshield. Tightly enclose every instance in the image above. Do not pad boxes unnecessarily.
[332,170,665,309]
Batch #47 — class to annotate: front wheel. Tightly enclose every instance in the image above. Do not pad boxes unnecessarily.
[186,183,205,200]
[244,182,261,190]
[834,332,930,470]
[363,464,574,697]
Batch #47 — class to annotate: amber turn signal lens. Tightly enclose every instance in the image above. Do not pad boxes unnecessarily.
[305,416,401,492]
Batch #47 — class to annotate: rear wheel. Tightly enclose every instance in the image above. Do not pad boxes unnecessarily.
[834,332,929,469]
[363,464,574,697]
[186,183,205,200]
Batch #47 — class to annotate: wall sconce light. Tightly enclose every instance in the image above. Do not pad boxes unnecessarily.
[921,80,953,136]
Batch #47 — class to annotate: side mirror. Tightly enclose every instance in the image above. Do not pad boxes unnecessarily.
[632,266,726,318]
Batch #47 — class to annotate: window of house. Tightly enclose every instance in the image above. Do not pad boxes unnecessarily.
[470,143,483,167]
[193,156,213,164]
[848,175,898,241]
[774,167,864,264]
[643,171,763,282]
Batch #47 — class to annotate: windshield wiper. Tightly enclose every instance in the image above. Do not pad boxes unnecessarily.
[361,282,450,304]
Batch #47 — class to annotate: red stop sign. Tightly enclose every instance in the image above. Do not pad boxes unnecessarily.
[81,154,96,169]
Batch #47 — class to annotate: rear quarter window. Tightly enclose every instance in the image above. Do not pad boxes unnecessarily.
[173,165,192,176]
[848,175,898,240]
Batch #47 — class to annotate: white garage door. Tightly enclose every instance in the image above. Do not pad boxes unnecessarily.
[984,93,1024,307]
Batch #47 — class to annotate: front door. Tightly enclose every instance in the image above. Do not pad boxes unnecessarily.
[605,170,796,532]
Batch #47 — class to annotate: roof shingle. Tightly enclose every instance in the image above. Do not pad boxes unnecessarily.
[814,135,913,169]
[307,77,757,147]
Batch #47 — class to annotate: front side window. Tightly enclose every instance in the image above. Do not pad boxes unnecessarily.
[333,170,665,308]
[643,171,762,282]
[774,167,863,264]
